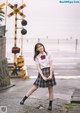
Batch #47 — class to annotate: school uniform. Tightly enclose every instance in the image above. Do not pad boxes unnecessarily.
[33,52,56,88]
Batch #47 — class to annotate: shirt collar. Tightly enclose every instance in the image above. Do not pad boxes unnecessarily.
[39,52,46,56]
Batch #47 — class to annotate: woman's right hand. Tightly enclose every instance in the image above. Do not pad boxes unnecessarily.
[42,76,48,81]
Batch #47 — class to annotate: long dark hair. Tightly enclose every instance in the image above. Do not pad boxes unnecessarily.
[34,43,47,60]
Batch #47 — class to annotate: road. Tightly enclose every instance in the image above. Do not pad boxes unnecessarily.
[27,51,80,78]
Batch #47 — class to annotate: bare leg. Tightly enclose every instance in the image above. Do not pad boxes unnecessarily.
[20,85,38,105]
[48,86,53,110]
[48,86,53,100]
[26,85,38,97]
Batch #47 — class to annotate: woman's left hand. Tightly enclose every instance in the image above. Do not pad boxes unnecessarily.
[48,75,52,80]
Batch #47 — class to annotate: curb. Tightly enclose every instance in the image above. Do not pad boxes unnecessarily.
[0,84,15,91]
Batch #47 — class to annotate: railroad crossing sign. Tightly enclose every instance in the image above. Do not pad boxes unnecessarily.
[0,3,5,14]
[8,3,26,63]
[8,3,26,18]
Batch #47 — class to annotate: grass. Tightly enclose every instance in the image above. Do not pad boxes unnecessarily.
[64,103,73,112]
[24,108,30,113]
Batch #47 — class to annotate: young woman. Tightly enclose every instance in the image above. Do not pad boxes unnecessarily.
[20,43,56,110]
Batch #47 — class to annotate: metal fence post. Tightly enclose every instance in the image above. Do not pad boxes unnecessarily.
[75,39,78,52]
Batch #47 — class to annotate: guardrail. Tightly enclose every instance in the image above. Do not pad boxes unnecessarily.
[6,38,80,52]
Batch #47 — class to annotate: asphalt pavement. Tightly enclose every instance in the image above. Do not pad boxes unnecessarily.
[0,76,80,113]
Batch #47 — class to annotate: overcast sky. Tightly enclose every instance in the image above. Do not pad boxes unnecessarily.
[1,0,80,39]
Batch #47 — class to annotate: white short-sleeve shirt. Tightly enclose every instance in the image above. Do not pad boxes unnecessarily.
[35,52,53,69]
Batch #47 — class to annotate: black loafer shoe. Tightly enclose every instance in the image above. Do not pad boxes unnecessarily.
[48,106,52,110]
[20,101,24,105]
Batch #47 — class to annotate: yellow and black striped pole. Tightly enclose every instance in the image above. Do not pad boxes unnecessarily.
[8,3,27,77]
[14,4,17,63]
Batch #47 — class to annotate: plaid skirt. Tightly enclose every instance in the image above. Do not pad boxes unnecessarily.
[33,67,56,88]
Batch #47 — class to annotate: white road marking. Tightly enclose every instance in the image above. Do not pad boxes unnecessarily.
[29,75,80,79]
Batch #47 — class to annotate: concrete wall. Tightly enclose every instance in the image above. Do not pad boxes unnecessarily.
[0,37,6,60]
[0,37,10,87]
